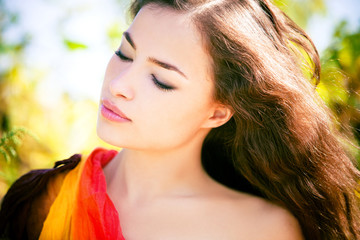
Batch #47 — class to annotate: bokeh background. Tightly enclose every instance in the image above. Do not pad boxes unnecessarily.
[0,0,359,199]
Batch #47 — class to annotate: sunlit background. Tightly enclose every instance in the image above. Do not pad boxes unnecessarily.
[0,0,359,198]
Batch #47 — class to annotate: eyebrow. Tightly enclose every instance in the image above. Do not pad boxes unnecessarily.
[123,31,188,79]
[148,57,188,79]
[124,32,136,50]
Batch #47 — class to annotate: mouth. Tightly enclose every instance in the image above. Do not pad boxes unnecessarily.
[100,99,132,122]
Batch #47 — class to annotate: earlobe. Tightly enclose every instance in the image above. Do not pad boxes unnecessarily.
[203,105,233,128]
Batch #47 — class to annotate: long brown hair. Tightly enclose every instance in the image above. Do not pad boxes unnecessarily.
[130,0,360,239]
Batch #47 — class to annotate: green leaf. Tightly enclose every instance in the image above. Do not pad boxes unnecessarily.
[63,39,88,50]
[0,149,9,163]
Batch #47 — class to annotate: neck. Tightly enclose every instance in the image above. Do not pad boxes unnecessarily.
[107,135,212,204]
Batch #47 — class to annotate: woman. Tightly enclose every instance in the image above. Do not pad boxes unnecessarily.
[1,0,359,239]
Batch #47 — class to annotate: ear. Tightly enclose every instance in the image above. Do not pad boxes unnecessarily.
[202,104,233,129]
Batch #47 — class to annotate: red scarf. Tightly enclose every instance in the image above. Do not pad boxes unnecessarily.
[40,148,125,239]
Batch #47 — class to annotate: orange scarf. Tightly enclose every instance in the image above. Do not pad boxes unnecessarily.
[39,148,125,239]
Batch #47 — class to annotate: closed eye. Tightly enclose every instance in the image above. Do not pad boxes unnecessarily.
[115,50,132,62]
[114,49,174,92]
[151,74,175,91]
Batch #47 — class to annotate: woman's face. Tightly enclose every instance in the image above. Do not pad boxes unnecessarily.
[97,5,229,151]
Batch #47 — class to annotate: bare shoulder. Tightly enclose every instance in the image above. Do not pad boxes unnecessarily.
[242,196,304,240]
[206,185,304,240]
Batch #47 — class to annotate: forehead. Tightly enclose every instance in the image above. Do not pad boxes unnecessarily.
[127,4,213,82]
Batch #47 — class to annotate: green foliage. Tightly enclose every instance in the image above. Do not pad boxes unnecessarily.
[317,21,360,160]
[0,127,33,163]
[0,127,37,185]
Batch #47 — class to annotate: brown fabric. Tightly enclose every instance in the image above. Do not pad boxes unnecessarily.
[0,154,81,240]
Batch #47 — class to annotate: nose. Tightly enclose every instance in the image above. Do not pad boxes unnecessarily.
[109,70,135,100]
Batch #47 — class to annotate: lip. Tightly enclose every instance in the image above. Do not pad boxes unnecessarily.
[100,99,132,122]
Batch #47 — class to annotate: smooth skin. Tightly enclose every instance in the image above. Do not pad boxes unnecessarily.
[98,4,303,240]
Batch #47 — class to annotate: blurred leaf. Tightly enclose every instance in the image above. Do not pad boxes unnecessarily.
[107,22,127,50]
[63,39,88,50]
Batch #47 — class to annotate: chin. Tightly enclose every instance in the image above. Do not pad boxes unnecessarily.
[96,121,119,147]
[96,123,134,150]
[97,132,125,148]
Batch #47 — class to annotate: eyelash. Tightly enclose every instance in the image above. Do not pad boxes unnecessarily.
[114,50,132,62]
[151,74,174,91]
[114,50,175,91]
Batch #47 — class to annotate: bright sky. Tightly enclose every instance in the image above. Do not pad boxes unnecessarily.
[307,0,360,52]
[2,0,360,102]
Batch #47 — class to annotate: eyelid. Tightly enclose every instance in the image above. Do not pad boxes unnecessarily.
[151,74,175,91]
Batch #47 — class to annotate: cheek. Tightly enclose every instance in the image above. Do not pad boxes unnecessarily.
[137,90,213,141]
[152,80,213,123]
